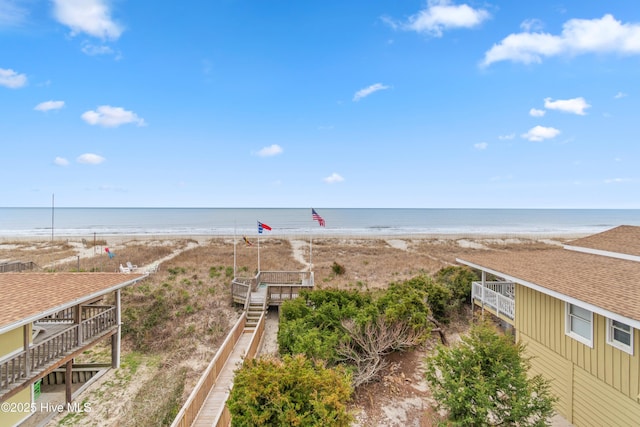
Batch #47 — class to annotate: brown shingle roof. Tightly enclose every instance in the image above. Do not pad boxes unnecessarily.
[0,272,146,330]
[567,225,640,257]
[458,248,640,323]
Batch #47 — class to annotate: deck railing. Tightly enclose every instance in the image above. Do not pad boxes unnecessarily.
[472,281,515,320]
[258,271,313,285]
[0,306,117,391]
[231,271,315,306]
[267,284,314,305]
[231,276,256,305]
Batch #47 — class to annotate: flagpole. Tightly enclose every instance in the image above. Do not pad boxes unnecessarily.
[257,222,261,272]
[309,232,313,272]
[233,222,237,278]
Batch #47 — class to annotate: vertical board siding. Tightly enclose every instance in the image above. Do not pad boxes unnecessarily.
[573,366,640,427]
[515,284,640,402]
[520,334,572,420]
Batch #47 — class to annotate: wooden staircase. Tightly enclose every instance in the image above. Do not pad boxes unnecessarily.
[246,296,265,330]
[245,285,268,330]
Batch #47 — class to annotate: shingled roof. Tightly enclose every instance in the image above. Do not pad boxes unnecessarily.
[566,225,640,258]
[458,248,640,326]
[0,272,146,333]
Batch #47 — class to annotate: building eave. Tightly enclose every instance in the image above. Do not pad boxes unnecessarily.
[457,258,640,330]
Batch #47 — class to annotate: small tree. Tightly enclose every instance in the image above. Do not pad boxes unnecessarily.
[227,354,353,427]
[425,322,556,426]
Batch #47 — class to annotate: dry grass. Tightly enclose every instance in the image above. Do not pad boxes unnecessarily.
[18,235,566,426]
[0,240,76,267]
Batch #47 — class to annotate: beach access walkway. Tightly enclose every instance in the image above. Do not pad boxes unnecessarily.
[172,272,313,426]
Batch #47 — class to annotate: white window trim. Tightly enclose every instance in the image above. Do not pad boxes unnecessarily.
[606,318,634,355]
[565,302,593,348]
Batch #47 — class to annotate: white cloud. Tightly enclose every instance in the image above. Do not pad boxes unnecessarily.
[482,14,640,66]
[353,83,390,101]
[604,178,630,184]
[81,42,115,56]
[520,19,544,32]
[54,157,69,166]
[391,0,490,37]
[498,133,515,140]
[323,173,344,184]
[614,91,627,99]
[529,108,546,117]
[52,0,123,40]
[77,153,105,164]
[544,97,590,115]
[81,105,145,127]
[256,144,283,157]
[35,100,65,112]
[521,125,560,142]
[0,68,27,88]
[0,0,29,27]
[474,142,488,150]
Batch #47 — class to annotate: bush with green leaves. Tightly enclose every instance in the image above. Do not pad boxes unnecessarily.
[331,261,346,275]
[227,354,353,427]
[279,286,433,387]
[278,289,372,363]
[384,274,452,322]
[435,265,478,304]
[425,322,556,426]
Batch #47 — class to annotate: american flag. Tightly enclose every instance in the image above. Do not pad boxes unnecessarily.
[311,208,325,227]
[257,221,272,233]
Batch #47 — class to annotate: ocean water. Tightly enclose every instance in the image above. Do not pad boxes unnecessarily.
[1,208,639,238]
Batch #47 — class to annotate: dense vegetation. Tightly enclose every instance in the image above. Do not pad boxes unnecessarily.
[227,355,353,427]
[425,322,556,426]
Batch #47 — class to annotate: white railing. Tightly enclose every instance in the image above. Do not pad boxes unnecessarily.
[472,281,515,320]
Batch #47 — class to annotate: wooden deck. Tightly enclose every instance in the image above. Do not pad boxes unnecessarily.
[1,306,118,400]
[191,332,253,426]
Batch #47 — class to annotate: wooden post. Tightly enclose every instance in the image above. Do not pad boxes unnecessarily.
[23,325,31,377]
[112,289,122,368]
[65,360,72,404]
[75,304,82,346]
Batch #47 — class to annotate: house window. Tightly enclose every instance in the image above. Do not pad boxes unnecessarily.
[565,303,593,347]
[607,319,634,355]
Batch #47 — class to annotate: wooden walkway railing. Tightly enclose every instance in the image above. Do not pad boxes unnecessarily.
[171,309,266,427]
[231,270,314,307]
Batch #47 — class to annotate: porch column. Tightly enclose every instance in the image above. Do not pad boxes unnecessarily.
[111,289,121,368]
[75,304,83,346]
[65,360,73,404]
[23,325,30,377]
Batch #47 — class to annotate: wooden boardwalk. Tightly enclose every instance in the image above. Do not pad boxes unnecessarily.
[191,332,253,426]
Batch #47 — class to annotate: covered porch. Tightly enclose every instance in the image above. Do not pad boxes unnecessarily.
[0,302,121,402]
[471,275,515,325]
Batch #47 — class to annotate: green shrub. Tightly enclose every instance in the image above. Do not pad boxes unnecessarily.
[331,261,346,275]
[435,265,478,304]
[228,355,353,427]
[425,322,556,425]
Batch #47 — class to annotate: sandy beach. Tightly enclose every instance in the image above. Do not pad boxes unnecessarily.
[2,233,576,426]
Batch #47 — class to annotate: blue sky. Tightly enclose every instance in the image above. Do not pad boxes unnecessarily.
[2,1,639,208]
